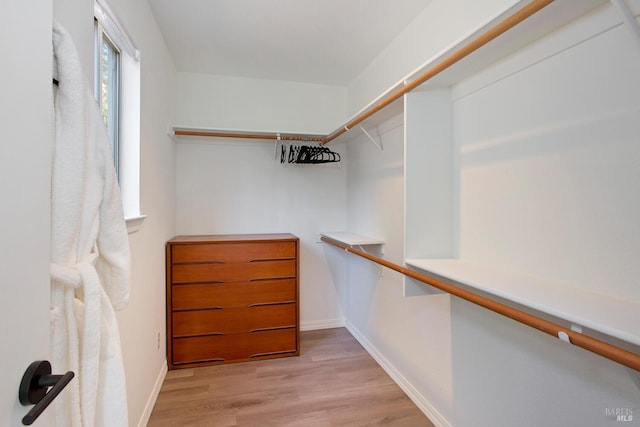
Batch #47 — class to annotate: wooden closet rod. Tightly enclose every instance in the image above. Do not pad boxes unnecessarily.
[173,0,554,145]
[173,129,326,143]
[320,235,640,372]
[322,0,554,144]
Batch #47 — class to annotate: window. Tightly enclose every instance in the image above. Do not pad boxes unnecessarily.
[94,20,120,176]
[94,0,145,232]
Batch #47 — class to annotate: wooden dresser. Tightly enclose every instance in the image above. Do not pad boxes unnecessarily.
[166,234,299,369]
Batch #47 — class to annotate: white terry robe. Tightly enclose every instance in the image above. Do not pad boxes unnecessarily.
[51,20,131,427]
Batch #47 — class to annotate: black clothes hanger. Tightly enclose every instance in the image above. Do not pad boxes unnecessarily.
[280,141,341,165]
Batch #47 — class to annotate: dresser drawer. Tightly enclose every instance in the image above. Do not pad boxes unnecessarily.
[172,303,296,337]
[171,241,296,264]
[172,328,297,365]
[172,334,246,364]
[245,328,297,358]
[171,279,296,310]
[172,260,296,284]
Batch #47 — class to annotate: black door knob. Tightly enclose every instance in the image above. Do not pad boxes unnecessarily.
[19,360,74,425]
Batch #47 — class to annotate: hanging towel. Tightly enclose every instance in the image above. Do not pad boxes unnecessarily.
[51,20,131,427]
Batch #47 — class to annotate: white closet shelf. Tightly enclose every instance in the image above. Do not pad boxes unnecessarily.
[405,258,640,346]
[320,232,385,246]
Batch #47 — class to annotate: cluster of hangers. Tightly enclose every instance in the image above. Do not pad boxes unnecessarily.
[279,141,341,164]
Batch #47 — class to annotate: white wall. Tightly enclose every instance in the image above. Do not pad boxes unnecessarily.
[455,1,640,300]
[347,0,517,116]
[175,140,348,330]
[449,3,640,425]
[52,1,177,426]
[108,1,177,425]
[343,112,453,425]
[54,0,94,82]
[177,72,347,134]
[174,67,351,330]
[342,2,640,426]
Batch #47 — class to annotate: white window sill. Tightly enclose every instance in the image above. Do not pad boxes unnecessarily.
[126,215,147,234]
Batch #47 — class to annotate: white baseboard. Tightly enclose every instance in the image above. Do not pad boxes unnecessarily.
[345,321,451,427]
[301,318,345,331]
[137,360,168,427]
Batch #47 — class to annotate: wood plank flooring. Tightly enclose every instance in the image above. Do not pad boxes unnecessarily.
[148,328,434,426]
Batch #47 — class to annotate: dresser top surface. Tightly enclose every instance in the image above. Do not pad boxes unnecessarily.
[168,233,298,244]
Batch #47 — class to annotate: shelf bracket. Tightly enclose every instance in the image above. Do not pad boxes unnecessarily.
[557,331,572,344]
[610,0,640,48]
[558,324,582,345]
[359,125,383,151]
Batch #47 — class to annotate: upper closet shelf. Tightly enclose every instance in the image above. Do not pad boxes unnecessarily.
[405,258,640,346]
[320,232,385,247]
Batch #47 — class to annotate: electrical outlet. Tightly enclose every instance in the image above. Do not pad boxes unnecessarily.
[156,331,161,351]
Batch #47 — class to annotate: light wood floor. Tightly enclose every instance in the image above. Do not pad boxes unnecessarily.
[148,328,434,426]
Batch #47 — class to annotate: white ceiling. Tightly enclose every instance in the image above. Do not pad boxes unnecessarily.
[148,0,432,85]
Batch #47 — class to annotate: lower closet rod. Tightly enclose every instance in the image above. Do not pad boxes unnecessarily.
[320,236,640,372]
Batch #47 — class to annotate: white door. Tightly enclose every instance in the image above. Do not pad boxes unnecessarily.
[0,2,54,426]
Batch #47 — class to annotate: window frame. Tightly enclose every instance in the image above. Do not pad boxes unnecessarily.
[93,0,145,233]
[94,18,121,177]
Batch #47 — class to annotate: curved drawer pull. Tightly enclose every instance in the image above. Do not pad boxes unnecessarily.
[247,257,294,263]
[248,301,295,308]
[172,280,225,286]
[249,350,296,358]
[173,306,223,312]
[249,326,296,333]
[248,276,295,282]
[173,260,225,265]
[174,332,225,339]
[175,358,225,365]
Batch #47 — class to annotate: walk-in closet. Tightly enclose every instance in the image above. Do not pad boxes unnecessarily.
[4,0,639,426]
